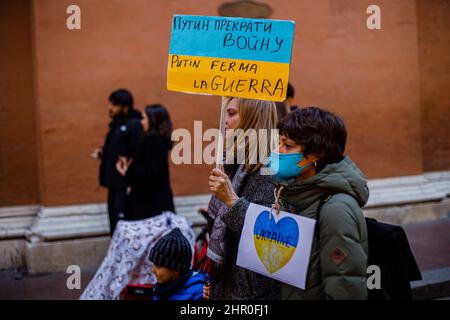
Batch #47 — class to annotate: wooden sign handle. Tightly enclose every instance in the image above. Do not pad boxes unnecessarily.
[215,97,227,170]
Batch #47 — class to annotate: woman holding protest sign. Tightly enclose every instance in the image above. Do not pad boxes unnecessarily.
[205,97,282,300]
[212,106,369,300]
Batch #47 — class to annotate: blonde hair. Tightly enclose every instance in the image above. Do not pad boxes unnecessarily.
[224,97,278,174]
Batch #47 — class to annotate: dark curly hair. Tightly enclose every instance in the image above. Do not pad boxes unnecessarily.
[109,88,134,109]
[277,107,347,170]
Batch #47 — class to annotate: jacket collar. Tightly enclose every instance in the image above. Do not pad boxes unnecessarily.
[109,109,142,128]
[275,156,369,213]
[152,270,193,300]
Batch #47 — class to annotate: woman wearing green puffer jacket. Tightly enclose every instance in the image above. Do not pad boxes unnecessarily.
[212,106,369,300]
[269,106,369,299]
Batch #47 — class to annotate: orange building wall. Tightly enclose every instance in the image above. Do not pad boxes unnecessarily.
[0,0,449,207]
[0,0,40,206]
[417,0,450,172]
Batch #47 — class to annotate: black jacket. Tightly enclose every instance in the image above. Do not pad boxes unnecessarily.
[125,132,175,219]
[99,110,143,189]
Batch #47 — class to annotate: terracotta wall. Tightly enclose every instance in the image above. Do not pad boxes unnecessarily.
[0,0,40,206]
[1,0,449,207]
[417,0,450,172]
[286,0,424,178]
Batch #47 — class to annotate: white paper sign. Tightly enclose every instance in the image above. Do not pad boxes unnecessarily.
[236,203,316,289]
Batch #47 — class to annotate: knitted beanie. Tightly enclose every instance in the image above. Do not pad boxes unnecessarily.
[149,227,192,274]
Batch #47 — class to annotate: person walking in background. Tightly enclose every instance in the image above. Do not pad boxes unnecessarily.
[93,88,143,235]
[286,82,299,112]
[275,101,290,121]
[116,104,175,220]
[275,82,296,120]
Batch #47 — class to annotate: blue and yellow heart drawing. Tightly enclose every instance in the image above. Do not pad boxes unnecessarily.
[253,210,299,274]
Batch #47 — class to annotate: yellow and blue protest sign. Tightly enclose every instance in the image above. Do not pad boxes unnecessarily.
[237,203,315,289]
[167,15,295,102]
[253,210,299,274]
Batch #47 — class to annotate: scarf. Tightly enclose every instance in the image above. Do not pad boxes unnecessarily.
[206,164,248,264]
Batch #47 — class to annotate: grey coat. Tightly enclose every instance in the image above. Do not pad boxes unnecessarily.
[210,166,282,300]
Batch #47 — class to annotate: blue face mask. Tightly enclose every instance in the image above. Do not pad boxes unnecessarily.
[268,151,313,180]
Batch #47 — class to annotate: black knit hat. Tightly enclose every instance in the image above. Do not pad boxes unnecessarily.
[149,227,192,274]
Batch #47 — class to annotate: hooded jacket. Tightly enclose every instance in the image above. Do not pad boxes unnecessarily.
[222,156,369,300]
